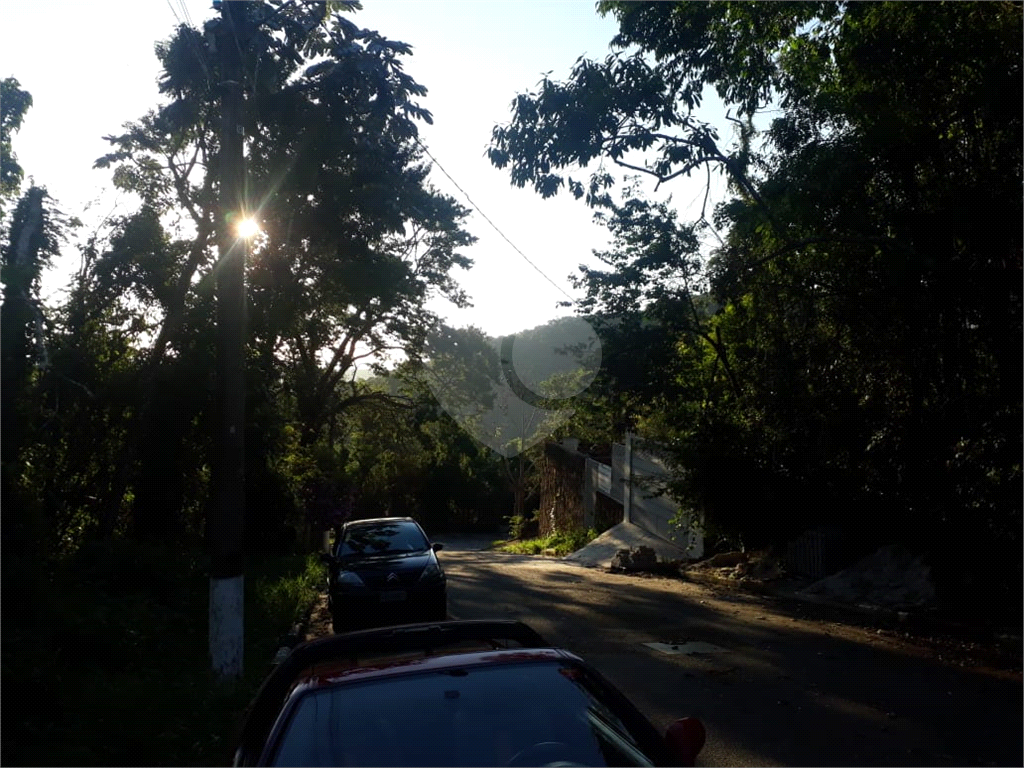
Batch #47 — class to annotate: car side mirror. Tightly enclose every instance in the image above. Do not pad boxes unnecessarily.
[665,717,705,766]
[431,542,444,552]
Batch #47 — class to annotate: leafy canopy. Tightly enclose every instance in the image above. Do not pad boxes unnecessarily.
[490,2,1022,584]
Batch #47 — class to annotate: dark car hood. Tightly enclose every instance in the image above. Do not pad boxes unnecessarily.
[338,551,432,589]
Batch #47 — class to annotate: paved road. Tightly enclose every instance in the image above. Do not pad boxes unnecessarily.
[433,532,502,553]
[439,549,1022,767]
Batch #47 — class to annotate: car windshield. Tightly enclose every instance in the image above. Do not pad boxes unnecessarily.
[337,522,429,558]
[270,661,654,767]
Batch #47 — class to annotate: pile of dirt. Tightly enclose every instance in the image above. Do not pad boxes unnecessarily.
[797,544,937,610]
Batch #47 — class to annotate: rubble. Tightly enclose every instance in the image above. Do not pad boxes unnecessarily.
[685,548,788,584]
[611,545,659,572]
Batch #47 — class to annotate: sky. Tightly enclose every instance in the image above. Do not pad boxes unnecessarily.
[1,0,731,338]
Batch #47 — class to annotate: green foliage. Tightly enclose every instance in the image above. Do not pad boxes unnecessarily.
[494,2,1022,611]
[498,528,599,556]
[0,76,32,211]
[14,0,479,544]
[505,511,537,540]
[1,186,65,290]
[252,552,326,628]
[2,541,323,766]
[339,371,511,532]
[2,186,75,565]
[599,1,843,117]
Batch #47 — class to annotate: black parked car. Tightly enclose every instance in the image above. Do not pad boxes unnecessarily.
[321,517,446,633]
[233,620,706,767]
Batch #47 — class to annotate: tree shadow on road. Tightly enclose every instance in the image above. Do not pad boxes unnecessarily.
[446,555,1022,767]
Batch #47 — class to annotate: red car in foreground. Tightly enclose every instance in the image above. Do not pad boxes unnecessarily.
[234,620,705,767]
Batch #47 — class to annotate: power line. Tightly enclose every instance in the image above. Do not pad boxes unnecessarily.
[413,138,577,305]
[171,7,574,308]
[177,0,194,28]
[164,0,213,92]
[164,0,184,27]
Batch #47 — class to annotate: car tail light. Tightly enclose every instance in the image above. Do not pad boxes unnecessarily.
[665,717,706,766]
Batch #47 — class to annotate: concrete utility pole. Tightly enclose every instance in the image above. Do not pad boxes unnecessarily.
[624,432,634,525]
[209,0,248,681]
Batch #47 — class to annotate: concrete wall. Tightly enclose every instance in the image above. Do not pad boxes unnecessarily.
[607,437,703,558]
[543,435,703,559]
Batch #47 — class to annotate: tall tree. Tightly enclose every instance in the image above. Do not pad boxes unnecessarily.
[1,77,32,216]
[89,1,475,539]
[1,185,64,560]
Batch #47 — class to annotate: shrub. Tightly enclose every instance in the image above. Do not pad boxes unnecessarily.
[505,512,538,540]
[3,540,326,766]
[497,528,598,556]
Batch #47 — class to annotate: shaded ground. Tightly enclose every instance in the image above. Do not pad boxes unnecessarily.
[306,546,1021,766]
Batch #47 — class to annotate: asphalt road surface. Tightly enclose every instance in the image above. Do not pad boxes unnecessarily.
[433,545,1022,767]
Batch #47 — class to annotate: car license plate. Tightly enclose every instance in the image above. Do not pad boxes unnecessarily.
[380,590,406,602]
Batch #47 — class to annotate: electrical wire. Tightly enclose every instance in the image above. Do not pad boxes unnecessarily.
[165,0,213,92]
[413,138,577,304]
[177,3,575,307]
[164,0,184,27]
[177,0,194,28]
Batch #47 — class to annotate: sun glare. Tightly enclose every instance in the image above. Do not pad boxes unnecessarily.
[237,218,260,239]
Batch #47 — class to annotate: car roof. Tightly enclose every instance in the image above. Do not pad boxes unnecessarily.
[289,646,576,695]
[344,516,417,527]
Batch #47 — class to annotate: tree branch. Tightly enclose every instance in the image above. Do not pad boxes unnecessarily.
[744,235,902,274]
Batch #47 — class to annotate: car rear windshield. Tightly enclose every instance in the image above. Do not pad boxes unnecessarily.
[270,661,655,767]
[338,522,429,557]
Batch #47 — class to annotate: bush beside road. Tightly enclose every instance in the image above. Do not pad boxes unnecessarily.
[2,544,325,767]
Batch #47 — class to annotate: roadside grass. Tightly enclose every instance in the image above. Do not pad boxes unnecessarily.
[495,528,599,556]
[2,541,325,767]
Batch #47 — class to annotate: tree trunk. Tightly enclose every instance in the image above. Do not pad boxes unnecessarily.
[1,187,45,558]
